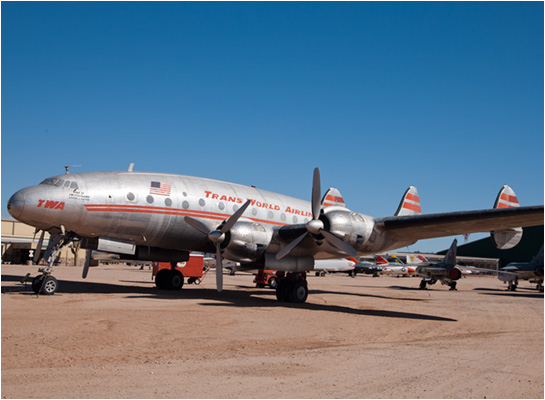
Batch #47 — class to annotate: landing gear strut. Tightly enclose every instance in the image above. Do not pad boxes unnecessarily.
[419,278,437,290]
[32,232,75,295]
[276,273,308,303]
[507,280,518,291]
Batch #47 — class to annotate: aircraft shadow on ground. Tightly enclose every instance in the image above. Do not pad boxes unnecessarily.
[473,287,544,299]
[1,274,456,321]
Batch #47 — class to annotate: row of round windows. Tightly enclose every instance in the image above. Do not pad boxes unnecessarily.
[126,192,309,223]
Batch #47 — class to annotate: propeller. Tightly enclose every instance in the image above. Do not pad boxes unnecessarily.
[276,168,357,260]
[82,250,92,279]
[184,199,252,292]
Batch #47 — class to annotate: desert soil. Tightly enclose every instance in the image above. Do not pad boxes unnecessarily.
[1,264,543,399]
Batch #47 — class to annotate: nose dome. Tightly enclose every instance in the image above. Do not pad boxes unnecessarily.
[7,191,25,220]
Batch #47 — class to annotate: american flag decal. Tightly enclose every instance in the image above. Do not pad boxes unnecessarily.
[150,181,171,196]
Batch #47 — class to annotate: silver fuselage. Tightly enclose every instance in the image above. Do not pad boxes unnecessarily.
[7,171,390,263]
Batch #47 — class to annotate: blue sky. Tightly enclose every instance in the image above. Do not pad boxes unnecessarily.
[2,2,543,253]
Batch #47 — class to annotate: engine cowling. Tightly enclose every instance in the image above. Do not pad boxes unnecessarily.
[322,208,373,250]
[222,221,269,263]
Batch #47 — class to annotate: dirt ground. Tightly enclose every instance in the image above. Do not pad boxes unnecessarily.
[1,263,543,399]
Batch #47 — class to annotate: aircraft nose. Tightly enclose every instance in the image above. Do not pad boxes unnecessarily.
[7,191,25,220]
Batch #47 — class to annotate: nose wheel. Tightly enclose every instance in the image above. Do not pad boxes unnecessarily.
[32,275,58,295]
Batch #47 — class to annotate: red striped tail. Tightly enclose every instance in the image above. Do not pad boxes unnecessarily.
[395,186,421,216]
[321,188,346,208]
[376,255,389,265]
[494,185,520,209]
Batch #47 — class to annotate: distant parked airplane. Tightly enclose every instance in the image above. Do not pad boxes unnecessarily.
[498,246,544,292]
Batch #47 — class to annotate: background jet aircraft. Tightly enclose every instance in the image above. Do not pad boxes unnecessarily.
[498,246,544,292]
[379,254,427,276]
[313,258,356,276]
[7,167,543,303]
[415,239,462,290]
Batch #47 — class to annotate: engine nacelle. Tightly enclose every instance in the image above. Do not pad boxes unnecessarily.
[323,208,373,250]
[264,254,314,272]
[222,220,269,263]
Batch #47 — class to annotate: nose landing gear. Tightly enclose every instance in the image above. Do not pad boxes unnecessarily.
[32,232,74,295]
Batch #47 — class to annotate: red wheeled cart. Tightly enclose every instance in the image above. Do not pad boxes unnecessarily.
[152,253,210,290]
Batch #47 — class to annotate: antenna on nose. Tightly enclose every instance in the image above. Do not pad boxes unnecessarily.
[64,165,82,174]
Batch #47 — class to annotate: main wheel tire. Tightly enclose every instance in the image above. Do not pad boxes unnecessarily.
[275,279,289,302]
[288,280,308,303]
[166,270,184,290]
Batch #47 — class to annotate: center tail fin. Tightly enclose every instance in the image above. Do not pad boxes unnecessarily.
[395,186,421,216]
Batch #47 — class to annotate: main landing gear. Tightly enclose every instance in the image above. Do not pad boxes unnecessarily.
[155,264,185,290]
[419,278,457,290]
[275,273,308,303]
[419,278,436,290]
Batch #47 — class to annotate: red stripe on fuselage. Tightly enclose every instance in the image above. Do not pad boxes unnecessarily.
[83,204,287,226]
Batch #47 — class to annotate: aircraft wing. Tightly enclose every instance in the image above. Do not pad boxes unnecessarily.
[375,205,543,244]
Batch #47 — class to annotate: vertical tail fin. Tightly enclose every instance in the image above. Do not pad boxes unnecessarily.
[391,255,404,265]
[443,239,457,266]
[322,188,346,208]
[395,186,421,216]
[530,246,544,270]
[491,185,523,249]
[376,255,389,265]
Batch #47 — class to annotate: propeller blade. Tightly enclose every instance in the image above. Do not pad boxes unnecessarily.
[320,230,358,258]
[184,216,211,235]
[311,168,321,220]
[221,199,252,233]
[215,245,223,292]
[276,232,309,260]
[82,250,92,279]
[33,230,45,264]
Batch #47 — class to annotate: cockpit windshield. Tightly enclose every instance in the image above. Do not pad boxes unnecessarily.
[40,178,78,189]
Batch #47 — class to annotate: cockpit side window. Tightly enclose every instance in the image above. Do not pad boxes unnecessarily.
[40,178,79,189]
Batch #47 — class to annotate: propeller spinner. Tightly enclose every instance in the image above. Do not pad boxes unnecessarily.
[276,168,357,260]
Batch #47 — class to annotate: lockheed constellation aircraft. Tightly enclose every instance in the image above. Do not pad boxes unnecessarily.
[7,168,543,303]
